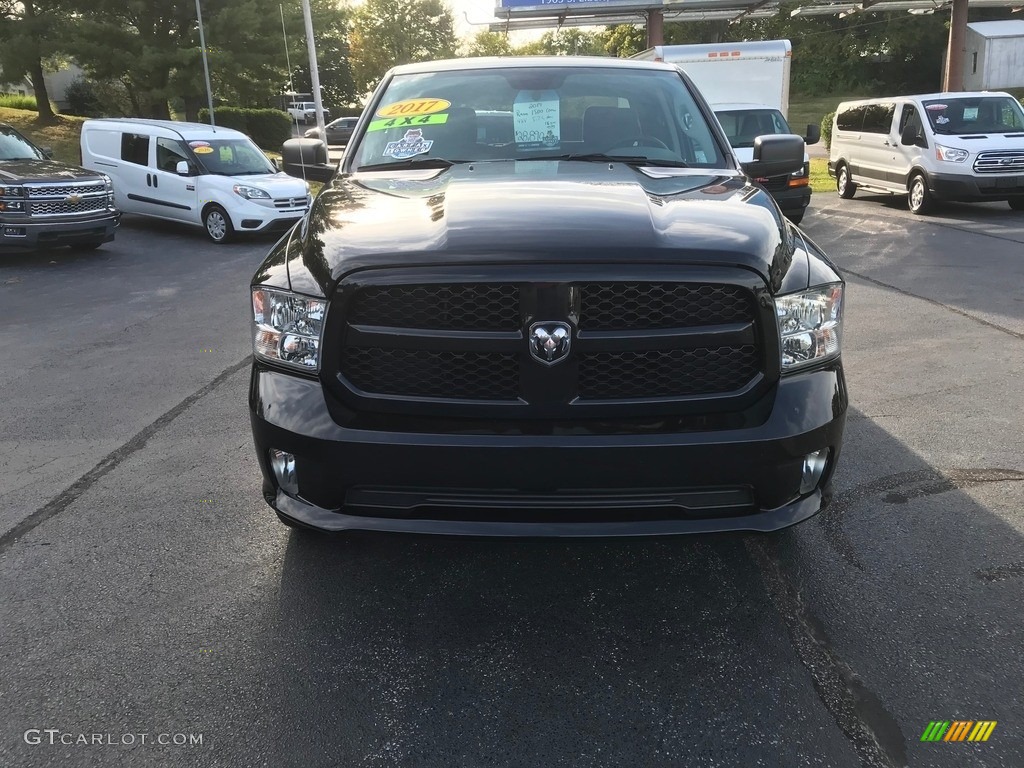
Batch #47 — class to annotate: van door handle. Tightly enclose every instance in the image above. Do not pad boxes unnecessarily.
[153,175,158,188]
[146,173,151,187]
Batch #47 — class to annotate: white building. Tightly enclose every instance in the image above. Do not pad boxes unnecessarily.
[962,20,1024,92]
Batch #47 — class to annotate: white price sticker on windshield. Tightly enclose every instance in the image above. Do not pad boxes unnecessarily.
[513,91,560,149]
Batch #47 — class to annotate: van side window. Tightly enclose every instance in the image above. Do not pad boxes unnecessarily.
[836,106,863,132]
[156,138,190,173]
[121,133,149,166]
[862,103,895,134]
[898,105,924,137]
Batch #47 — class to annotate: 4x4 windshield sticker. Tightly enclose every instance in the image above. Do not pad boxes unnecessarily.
[513,90,559,149]
[376,98,451,119]
[367,113,449,133]
[383,129,433,159]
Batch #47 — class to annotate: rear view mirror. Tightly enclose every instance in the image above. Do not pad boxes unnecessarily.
[281,138,334,183]
[741,134,805,179]
[900,124,925,147]
[805,124,821,145]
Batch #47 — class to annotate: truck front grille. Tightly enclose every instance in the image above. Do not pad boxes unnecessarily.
[31,197,108,216]
[973,150,1024,174]
[334,270,769,415]
[24,181,108,218]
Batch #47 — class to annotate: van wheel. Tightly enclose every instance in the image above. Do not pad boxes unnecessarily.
[203,205,234,244]
[908,173,933,215]
[1010,198,1024,211]
[836,164,856,199]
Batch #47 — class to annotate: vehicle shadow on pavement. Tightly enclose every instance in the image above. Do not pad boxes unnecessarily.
[264,407,1024,768]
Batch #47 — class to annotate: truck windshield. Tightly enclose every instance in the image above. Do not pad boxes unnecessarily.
[0,126,46,161]
[351,65,727,171]
[714,109,791,149]
[922,96,1024,135]
[187,137,275,176]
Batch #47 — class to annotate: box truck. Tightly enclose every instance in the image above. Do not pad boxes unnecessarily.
[633,40,818,224]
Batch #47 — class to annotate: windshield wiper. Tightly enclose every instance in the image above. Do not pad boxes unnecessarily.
[519,153,689,168]
[357,157,460,172]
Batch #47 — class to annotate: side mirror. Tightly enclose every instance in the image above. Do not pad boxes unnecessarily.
[281,138,334,183]
[41,145,54,159]
[741,134,805,179]
[900,123,924,147]
[270,157,281,171]
[805,124,821,145]
[175,160,192,176]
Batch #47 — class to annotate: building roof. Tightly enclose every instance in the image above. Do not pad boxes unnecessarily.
[966,20,1024,38]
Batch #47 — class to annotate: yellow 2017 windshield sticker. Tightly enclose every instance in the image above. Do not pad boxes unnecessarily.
[376,98,451,118]
[367,113,449,133]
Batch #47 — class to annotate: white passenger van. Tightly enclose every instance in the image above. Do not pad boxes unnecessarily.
[80,119,311,243]
[829,92,1024,214]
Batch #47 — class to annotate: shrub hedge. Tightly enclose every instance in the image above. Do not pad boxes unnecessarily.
[820,111,835,151]
[198,107,291,149]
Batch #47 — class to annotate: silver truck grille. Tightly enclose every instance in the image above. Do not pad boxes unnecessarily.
[973,150,1024,174]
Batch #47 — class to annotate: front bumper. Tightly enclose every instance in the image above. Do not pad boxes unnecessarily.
[928,171,1024,202]
[766,184,812,216]
[249,362,847,536]
[0,212,119,250]
[229,200,307,234]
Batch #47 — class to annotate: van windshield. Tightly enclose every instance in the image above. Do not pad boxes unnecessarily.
[351,65,727,170]
[0,126,46,161]
[922,96,1024,135]
[714,108,791,149]
[187,137,276,176]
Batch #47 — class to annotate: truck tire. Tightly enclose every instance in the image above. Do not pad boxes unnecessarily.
[836,164,856,199]
[907,173,934,215]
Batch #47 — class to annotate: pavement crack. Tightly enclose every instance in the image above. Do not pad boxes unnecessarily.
[0,357,251,556]
[842,269,1024,342]
[974,561,1024,583]
[746,536,908,768]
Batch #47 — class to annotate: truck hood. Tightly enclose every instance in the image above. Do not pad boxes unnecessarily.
[276,160,797,297]
[0,158,106,183]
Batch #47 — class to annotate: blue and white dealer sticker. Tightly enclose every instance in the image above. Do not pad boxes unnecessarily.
[383,129,433,160]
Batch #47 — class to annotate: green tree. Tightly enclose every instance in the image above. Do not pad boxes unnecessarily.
[283,0,355,109]
[603,24,646,58]
[0,0,66,121]
[515,29,606,56]
[349,0,457,95]
[464,30,513,58]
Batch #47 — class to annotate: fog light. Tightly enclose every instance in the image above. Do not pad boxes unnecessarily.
[800,449,829,494]
[270,449,298,495]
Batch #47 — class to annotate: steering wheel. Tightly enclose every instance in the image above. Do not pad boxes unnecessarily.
[612,135,670,151]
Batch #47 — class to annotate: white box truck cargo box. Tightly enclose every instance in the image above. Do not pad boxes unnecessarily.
[632,40,792,118]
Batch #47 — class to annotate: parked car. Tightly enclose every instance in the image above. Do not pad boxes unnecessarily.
[829,92,1024,214]
[79,119,311,243]
[287,102,329,125]
[0,122,119,251]
[304,116,359,146]
[251,56,847,536]
[713,104,817,225]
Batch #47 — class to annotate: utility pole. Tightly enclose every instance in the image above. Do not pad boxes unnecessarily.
[300,0,327,139]
[942,0,969,92]
[195,0,216,127]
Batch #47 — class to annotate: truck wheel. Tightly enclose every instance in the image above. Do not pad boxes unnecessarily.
[203,204,234,244]
[836,164,856,199]
[1010,198,1024,211]
[907,173,934,215]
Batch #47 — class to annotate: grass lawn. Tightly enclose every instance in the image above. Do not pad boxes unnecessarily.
[809,157,833,194]
[0,107,85,164]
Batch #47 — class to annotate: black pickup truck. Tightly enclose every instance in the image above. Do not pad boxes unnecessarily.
[249,57,847,536]
[1,122,119,251]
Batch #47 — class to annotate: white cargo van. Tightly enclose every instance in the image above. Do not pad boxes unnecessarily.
[80,119,311,242]
[829,92,1024,214]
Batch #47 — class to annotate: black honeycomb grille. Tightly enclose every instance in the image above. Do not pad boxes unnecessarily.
[578,346,759,400]
[342,348,519,400]
[349,284,520,330]
[577,283,752,330]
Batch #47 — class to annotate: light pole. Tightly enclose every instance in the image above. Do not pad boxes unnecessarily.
[195,0,216,127]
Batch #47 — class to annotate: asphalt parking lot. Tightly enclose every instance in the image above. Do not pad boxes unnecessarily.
[1,194,1023,767]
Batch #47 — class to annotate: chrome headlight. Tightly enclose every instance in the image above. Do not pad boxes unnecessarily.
[776,284,843,372]
[233,184,271,200]
[935,144,968,163]
[252,287,326,371]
